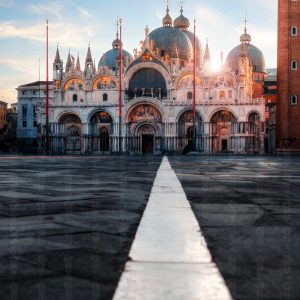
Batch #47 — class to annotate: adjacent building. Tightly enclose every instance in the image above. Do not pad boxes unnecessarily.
[0,100,8,140]
[16,81,53,151]
[277,0,300,152]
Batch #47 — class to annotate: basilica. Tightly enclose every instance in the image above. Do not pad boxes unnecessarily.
[40,5,267,154]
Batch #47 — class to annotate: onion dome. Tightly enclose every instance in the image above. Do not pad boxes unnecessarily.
[149,26,192,61]
[226,44,266,73]
[99,23,133,71]
[240,25,251,44]
[163,6,173,27]
[174,7,190,31]
[112,29,123,49]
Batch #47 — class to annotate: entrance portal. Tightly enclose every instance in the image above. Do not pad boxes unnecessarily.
[142,135,154,154]
[221,139,228,152]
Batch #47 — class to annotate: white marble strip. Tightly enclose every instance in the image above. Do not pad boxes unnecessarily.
[113,156,232,300]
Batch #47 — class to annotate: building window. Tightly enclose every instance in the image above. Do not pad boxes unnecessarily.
[22,121,27,127]
[33,106,37,120]
[33,120,37,127]
[73,94,78,102]
[22,90,26,95]
[22,105,27,119]
[187,92,193,100]
[33,90,36,95]
[219,91,225,100]
[291,60,297,70]
[103,93,108,101]
[291,95,298,105]
[291,26,298,36]
[228,90,233,98]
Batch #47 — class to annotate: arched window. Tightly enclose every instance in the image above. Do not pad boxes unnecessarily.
[180,61,185,69]
[291,60,298,70]
[291,94,298,105]
[72,94,78,102]
[103,93,108,101]
[187,92,193,100]
[219,91,225,100]
[291,26,298,36]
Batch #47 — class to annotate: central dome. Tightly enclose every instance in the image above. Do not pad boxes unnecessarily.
[149,26,192,61]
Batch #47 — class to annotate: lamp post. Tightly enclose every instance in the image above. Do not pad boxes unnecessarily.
[118,18,123,154]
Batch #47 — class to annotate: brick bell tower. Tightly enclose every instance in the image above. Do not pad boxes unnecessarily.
[277,0,300,152]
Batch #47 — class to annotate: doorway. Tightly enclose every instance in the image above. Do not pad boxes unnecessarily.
[99,127,109,151]
[221,139,228,152]
[142,135,154,154]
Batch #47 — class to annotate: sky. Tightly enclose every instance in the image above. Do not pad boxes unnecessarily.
[0,0,277,105]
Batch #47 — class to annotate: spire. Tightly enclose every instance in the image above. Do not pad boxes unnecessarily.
[163,4,173,27]
[112,18,123,49]
[203,39,211,72]
[203,40,211,61]
[75,53,81,71]
[85,43,93,62]
[54,43,61,64]
[240,17,251,44]
[66,49,73,72]
[171,36,179,59]
[93,59,96,75]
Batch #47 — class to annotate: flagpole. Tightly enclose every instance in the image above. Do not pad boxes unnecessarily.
[46,19,49,154]
[119,18,123,154]
[193,18,196,150]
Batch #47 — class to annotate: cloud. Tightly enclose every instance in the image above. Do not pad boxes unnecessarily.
[0,0,14,8]
[74,5,94,19]
[26,3,63,19]
[0,21,99,48]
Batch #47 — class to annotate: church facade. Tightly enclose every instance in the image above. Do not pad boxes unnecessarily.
[40,6,267,154]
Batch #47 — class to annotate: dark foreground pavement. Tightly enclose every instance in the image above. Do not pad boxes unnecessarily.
[0,156,161,300]
[170,156,300,300]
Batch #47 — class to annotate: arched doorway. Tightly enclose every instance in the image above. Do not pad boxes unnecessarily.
[247,112,261,153]
[210,110,237,152]
[126,104,163,154]
[99,127,109,151]
[178,110,202,151]
[219,127,229,151]
[59,113,82,153]
[138,124,155,154]
[90,111,113,153]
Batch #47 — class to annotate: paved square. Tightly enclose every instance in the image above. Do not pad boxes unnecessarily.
[1,155,300,300]
[0,156,161,300]
[170,156,300,300]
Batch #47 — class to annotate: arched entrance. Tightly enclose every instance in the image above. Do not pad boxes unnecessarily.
[210,110,237,152]
[126,103,163,154]
[59,113,82,153]
[90,111,113,153]
[138,124,155,154]
[178,110,202,151]
[247,112,261,153]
